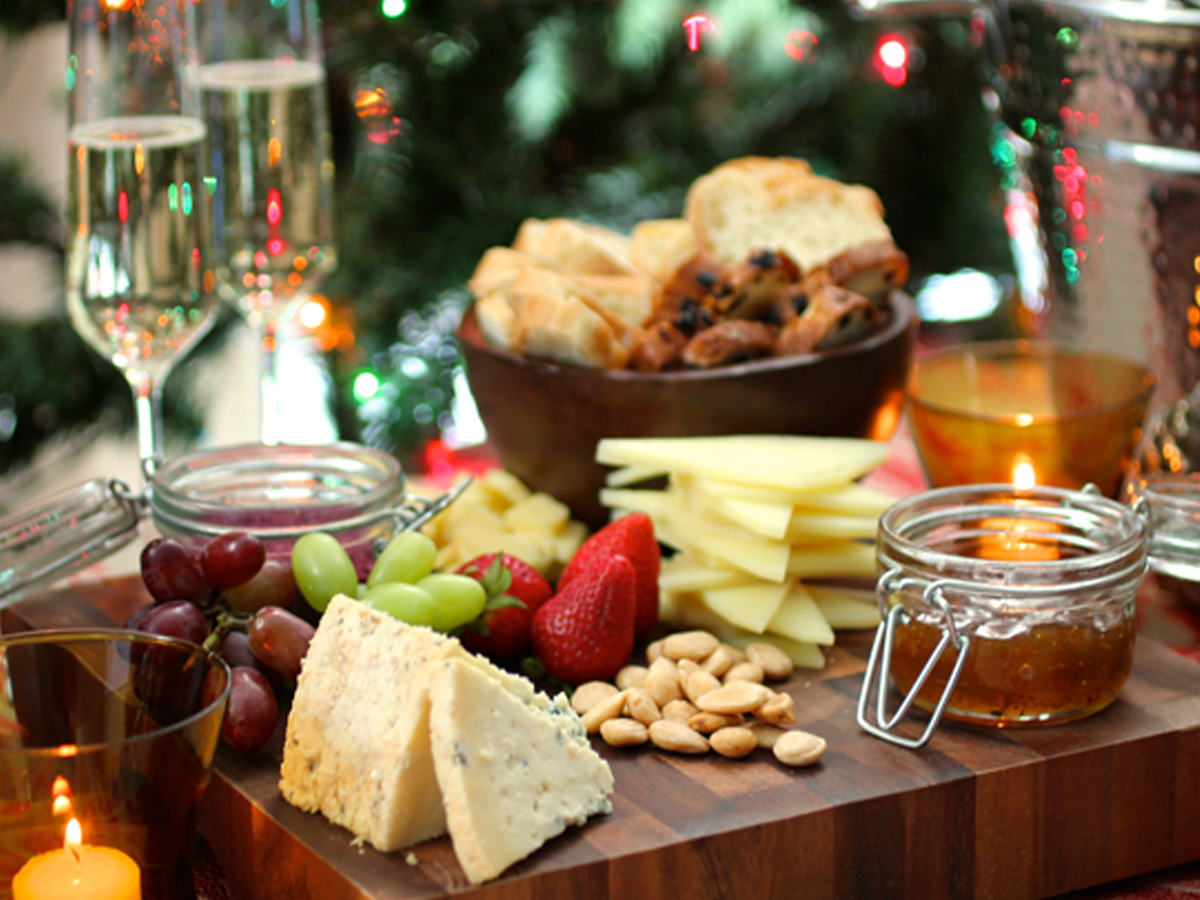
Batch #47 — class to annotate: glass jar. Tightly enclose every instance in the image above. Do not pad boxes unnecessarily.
[858,483,1147,749]
[150,443,409,579]
[1127,473,1200,600]
[0,443,467,606]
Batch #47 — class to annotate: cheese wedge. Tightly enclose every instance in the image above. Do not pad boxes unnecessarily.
[808,584,882,630]
[428,658,615,884]
[767,583,836,646]
[280,596,612,870]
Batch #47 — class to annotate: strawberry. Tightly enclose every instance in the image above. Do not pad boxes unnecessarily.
[531,553,637,685]
[558,512,660,642]
[458,553,553,662]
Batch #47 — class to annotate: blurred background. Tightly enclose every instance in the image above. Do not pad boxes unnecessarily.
[0,0,1014,513]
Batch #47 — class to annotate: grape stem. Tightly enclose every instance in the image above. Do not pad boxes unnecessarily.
[204,609,250,653]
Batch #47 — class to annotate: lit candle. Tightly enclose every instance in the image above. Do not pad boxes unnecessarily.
[12,819,141,900]
[1011,452,1038,489]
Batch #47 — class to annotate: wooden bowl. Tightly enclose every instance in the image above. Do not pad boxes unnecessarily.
[457,293,918,527]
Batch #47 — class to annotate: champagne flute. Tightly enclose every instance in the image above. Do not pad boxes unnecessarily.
[197,0,336,445]
[66,0,216,482]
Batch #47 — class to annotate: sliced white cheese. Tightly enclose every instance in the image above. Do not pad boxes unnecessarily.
[604,464,666,487]
[787,541,877,580]
[808,584,882,630]
[785,512,879,542]
[596,436,889,492]
[695,477,897,517]
[767,583,835,646]
[428,659,614,885]
[655,514,791,582]
[659,553,759,593]
[716,629,827,670]
[698,580,793,634]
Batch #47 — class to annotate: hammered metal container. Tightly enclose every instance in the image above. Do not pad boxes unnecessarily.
[852,0,1200,409]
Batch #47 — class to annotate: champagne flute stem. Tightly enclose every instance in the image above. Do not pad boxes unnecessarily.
[260,315,281,446]
[129,370,165,483]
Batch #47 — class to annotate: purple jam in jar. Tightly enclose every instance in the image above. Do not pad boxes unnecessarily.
[150,443,406,579]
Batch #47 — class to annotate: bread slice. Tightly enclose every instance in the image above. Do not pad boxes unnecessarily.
[685,157,893,271]
[511,217,640,277]
[511,291,629,368]
[630,218,698,284]
[565,272,655,327]
[509,266,641,357]
[468,247,537,300]
[428,658,614,884]
[474,294,519,350]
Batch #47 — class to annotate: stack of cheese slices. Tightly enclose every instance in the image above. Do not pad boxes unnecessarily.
[597,434,889,667]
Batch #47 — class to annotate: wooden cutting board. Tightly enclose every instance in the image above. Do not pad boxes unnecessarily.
[9,580,1200,900]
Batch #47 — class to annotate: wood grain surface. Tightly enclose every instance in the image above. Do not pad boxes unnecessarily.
[7,579,1200,900]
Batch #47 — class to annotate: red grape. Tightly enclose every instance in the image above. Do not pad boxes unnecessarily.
[200,532,265,591]
[217,631,283,691]
[247,606,315,682]
[123,604,152,631]
[222,559,297,614]
[138,600,210,646]
[140,538,210,604]
[221,667,279,753]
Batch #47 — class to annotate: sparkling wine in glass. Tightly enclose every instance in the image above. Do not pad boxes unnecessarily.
[198,0,336,445]
[66,0,216,482]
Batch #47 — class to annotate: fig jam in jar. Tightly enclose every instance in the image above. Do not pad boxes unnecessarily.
[859,484,1147,747]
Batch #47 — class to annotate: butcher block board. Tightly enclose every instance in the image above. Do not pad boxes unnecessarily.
[8,580,1200,900]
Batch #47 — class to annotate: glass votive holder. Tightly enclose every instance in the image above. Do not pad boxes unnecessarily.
[907,341,1156,497]
[859,483,1148,749]
[0,630,230,900]
[1126,472,1200,606]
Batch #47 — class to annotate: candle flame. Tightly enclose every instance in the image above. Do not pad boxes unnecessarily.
[65,818,82,861]
[1012,455,1037,489]
[52,795,73,816]
[51,776,71,798]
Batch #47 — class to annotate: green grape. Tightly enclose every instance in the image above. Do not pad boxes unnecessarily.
[419,573,487,632]
[362,582,437,626]
[367,531,439,588]
[292,532,358,613]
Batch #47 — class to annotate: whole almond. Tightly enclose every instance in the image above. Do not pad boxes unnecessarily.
[773,730,827,767]
[723,643,748,663]
[710,726,758,759]
[616,665,649,690]
[646,639,665,664]
[649,719,710,755]
[600,717,649,747]
[646,666,684,708]
[625,687,662,726]
[701,644,736,678]
[649,655,679,679]
[695,681,773,715]
[662,630,720,662]
[747,722,788,749]
[756,691,797,725]
[677,658,702,681]
[724,661,765,685]
[687,710,745,734]
[580,690,628,734]
[747,642,795,681]
[662,699,699,723]
[572,681,620,715]
[684,669,723,704]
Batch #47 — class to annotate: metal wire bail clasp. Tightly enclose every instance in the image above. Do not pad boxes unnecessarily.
[857,568,971,749]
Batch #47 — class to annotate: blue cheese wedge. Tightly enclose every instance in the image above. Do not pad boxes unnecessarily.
[279,594,613,881]
[427,658,614,884]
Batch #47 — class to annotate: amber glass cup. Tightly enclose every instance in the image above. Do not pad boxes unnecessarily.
[907,341,1156,497]
[0,631,230,900]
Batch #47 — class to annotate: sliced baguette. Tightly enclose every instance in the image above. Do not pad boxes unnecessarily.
[685,157,893,271]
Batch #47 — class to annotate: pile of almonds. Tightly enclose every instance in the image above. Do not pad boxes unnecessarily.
[570,629,827,768]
